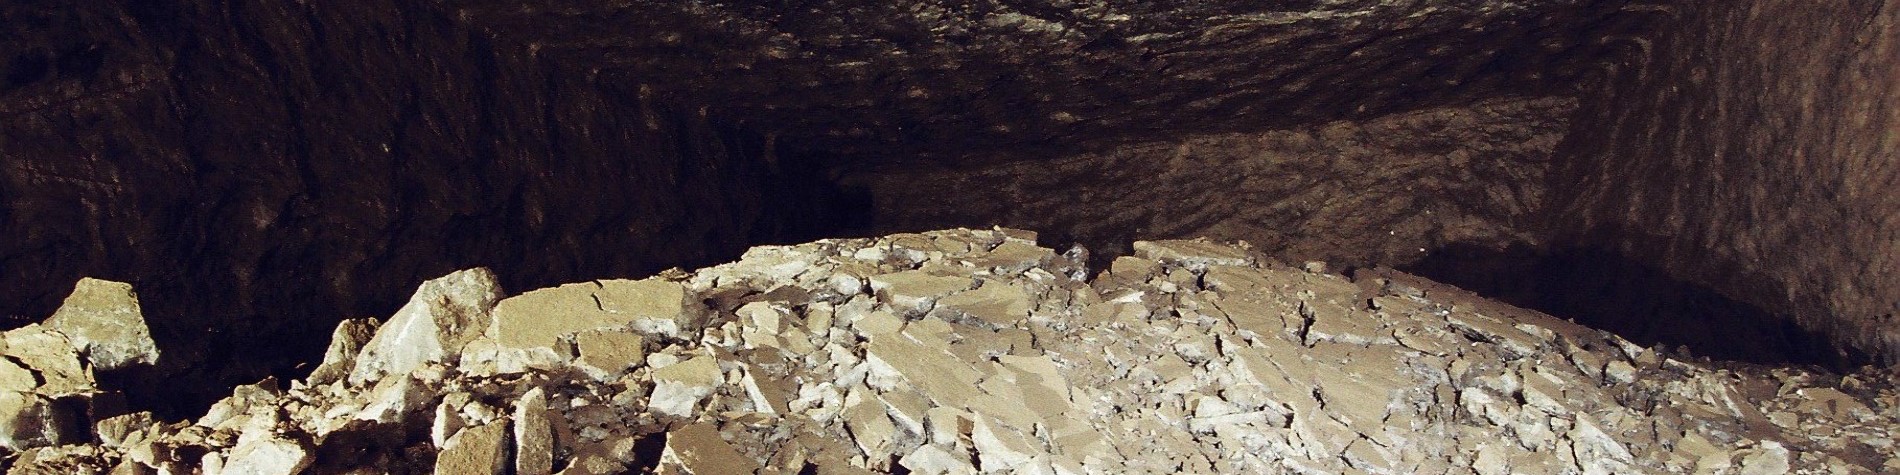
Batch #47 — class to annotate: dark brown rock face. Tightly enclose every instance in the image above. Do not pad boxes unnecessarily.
[844,96,1576,269]
[1551,2,1900,365]
[451,0,1630,160]
[0,1,824,417]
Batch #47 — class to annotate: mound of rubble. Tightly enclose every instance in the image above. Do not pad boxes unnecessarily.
[6,228,1898,474]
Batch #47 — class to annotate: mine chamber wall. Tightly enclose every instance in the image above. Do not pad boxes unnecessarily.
[1546,1,1900,367]
[0,1,832,419]
[3,0,1898,419]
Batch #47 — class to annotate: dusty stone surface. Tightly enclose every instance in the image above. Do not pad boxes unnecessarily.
[11,229,1899,474]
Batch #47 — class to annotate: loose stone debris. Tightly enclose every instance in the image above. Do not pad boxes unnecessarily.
[5,228,1899,474]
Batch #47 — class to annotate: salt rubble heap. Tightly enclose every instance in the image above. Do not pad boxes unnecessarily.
[8,228,1900,474]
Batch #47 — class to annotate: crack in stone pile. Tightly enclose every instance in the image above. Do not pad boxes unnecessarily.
[5,229,1898,474]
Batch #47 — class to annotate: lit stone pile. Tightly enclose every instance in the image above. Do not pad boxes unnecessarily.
[5,228,1897,474]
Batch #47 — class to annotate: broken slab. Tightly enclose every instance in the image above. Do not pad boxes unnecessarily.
[220,436,311,475]
[867,271,973,314]
[15,229,1900,474]
[43,278,160,372]
[1132,239,1255,269]
[349,268,504,386]
[436,422,511,475]
[305,318,379,386]
[649,355,722,417]
[515,387,555,475]
[490,282,624,351]
[595,279,696,339]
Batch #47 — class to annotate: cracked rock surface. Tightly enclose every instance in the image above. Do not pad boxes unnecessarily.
[8,229,1898,474]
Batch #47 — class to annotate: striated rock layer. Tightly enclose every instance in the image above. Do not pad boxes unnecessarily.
[1552,2,1900,365]
[8,229,1895,474]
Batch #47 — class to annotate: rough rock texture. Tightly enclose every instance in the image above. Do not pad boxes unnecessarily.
[6,0,1898,430]
[453,0,1633,159]
[847,96,1574,267]
[13,229,1897,474]
[0,0,823,418]
[1552,2,1900,365]
[0,279,157,457]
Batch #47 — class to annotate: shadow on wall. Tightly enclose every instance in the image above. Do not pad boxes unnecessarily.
[1403,243,1865,370]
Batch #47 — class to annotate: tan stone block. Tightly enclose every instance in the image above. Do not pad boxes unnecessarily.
[965,240,1055,274]
[925,406,972,447]
[44,278,159,371]
[491,283,620,351]
[658,423,763,475]
[936,282,1033,327]
[849,309,906,338]
[572,329,645,377]
[878,388,931,436]
[1131,240,1254,269]
[0,357,35,393]
[350,268,503,385]
[650,355,722,417]
[436,422,510,475]
[1793,387,1874,419]
[845,397,899,460]
[515,388,554,475]
[93,411,154,449]
[900,443,977,475]
[865,337,981,404]
[3,327,93,396]
[972,414,1042,471]
[867,271,972,312]
[595,278,695,338]
[0,390,77,451]
[223,436,312,475]
[306,318,379,386]
[739,365,794,415]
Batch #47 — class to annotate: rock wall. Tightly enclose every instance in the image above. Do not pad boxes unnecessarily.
[0,1,815,418]
[1551,2,1900,364]
[448,0,1635,160]
[843,96,1574,269]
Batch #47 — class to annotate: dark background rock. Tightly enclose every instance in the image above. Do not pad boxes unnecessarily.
[2,0,1897,418]
[0,0,848,419]
[1548,2,1900,367]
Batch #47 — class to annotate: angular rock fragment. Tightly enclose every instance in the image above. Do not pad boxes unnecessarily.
[350,268,504,385]
[867,271,972,314]
[1132,239,1255,269]
[306,318,379,386]
[515,387,555,475]
[571,329,646,378]
[13,229,1900,474]
[0,391,78,450]
[437,422,511,475]
[595,279,696,339]
[43,278,160,371]
[221,436,311,475]
[649,355,722,417]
